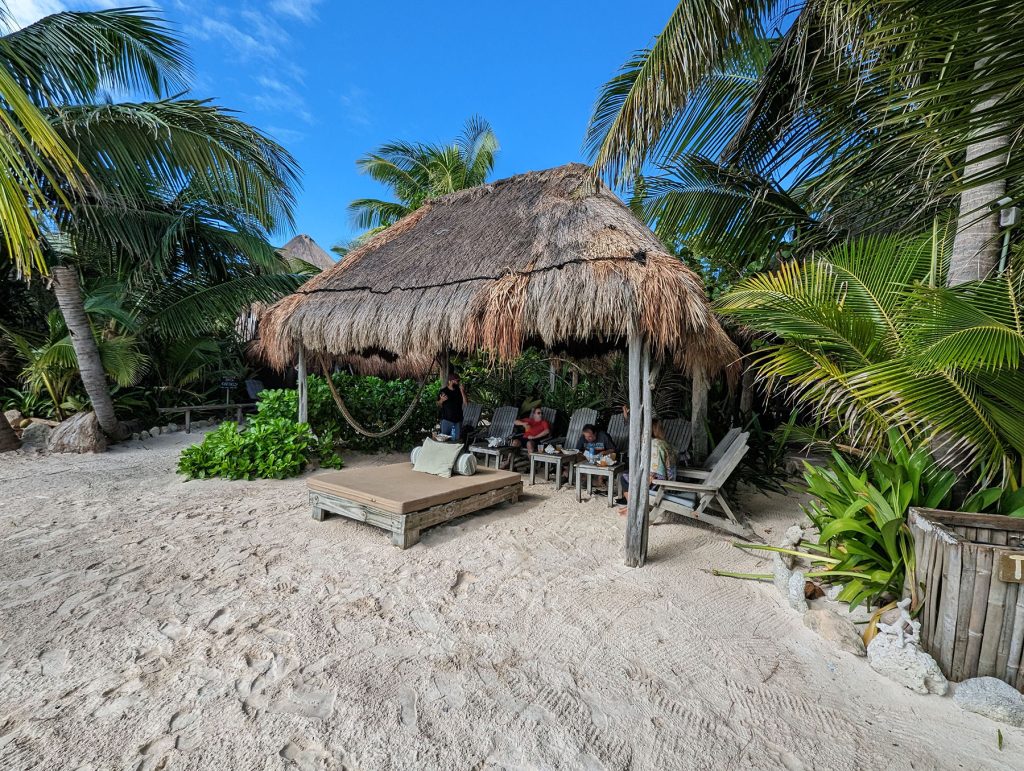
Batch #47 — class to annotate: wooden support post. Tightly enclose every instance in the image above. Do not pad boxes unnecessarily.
[297,347,308,425]
[738,364,755,420]
[691,367,710,461]
[625,330,652,567]
[439,350,450,384]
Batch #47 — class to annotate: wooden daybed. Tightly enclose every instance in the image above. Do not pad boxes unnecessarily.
[308,463,523,548]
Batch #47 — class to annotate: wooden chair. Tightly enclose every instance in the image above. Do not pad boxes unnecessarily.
[469,406,518,468]
[461,402,483,440]
[648,430,752,537]
[529,407,597,483]
[661,418,693,464]
[606,411,629,454]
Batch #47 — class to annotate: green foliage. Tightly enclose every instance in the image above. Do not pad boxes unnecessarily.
[801,431,956,609]
[962,487,1024,519]
[177,418,314,480]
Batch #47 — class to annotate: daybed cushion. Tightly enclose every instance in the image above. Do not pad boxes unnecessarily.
[308,463,520,515]
[413,437,463,478]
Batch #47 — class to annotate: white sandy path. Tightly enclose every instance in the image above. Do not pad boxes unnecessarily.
[0,432,1017,770]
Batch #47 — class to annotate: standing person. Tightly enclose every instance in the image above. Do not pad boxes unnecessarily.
[616,419,677,513]
[437,372,467,440]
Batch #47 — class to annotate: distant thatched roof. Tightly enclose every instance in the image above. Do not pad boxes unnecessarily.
[259,164,738,377]
[278,234,336,271]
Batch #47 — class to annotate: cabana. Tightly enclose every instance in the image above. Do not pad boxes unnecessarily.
[259,164,738,566]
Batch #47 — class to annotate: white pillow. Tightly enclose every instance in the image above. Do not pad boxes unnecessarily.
[411,446,477,476]
[412,438,463,478]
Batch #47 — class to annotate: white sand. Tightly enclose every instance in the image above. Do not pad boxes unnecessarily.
[0,431,1017,770]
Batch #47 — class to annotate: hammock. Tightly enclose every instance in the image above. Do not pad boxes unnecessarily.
[323,366,430,439]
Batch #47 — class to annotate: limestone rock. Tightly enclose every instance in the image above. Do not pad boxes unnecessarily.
[867,634,948,695]
[4,409,22,427]
[780,524,805,549]
[772,553,792,596]
[48,412,108,454]
[20,421,53,449]
[30,417,59,427]
[787,570,809,613]
[803,609,866,656]
[954,677,1024,727]
[149,426,162,436]
[166,422,178,433]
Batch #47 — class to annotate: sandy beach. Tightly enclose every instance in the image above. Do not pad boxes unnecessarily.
[0,431,1018,770]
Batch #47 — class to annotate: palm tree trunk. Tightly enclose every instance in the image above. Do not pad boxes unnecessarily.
[51,265,122,439]
[0,412,20,452]
[949,53,1009,286]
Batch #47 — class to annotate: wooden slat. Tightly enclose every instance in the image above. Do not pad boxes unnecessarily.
[913,508,1024,532]
[965,548,993,678]
[978,563,1009,677]
[996,581,1019,677]
[951,543,977,680]
[1006,585,1024,684]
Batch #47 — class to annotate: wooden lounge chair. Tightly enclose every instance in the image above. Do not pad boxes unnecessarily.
[528,407,597,485]
[606,411,629,454]
[461,402,483,440]
[469,405,518,468]
[648,430,752,537]
[661,417,693,464]
[309,463,523,548]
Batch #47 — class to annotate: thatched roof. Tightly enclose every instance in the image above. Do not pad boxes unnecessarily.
[259,164,738,377]
[278,234,336,271]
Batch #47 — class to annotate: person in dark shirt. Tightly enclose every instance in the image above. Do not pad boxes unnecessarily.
[437,372,467,439]
[575,424,616,459]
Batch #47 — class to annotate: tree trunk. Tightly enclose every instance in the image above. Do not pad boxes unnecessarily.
[51,265,122,440]
[690,367,710,461]
[0,412,20,452]
[949,53,1009,286]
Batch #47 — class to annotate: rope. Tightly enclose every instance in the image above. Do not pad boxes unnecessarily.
[323,365,429,439]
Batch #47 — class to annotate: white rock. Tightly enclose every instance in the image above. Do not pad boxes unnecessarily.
[47,412,108,454]
[803,609,866,656]
[149,426,162,436]
[772,553,792,597]
[954,677,1024,727]
[780,524,805,549]
[867,634,948,695]
[4,409,22,427]
[825,584,844,601]
[166,423,178,433]
[787,570,809,613]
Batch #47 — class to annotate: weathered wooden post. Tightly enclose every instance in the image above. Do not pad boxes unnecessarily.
[625,328,653,567]
[690,366,710,461]
[297,347,308,425]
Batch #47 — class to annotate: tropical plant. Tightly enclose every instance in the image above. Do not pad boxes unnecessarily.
[177,418,315,480]
[0,7,301,442]
[349,116,499,233]
[586,1,1024,286]
[717,233,1024,486]
[962,487,1024,518]
[801,430,956,609]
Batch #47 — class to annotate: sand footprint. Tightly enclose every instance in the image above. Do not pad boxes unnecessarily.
[280,739,334,770]
[398,685,418,730]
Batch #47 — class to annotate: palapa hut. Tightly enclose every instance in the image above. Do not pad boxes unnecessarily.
[277,234,337,271]
[259,163,739,566]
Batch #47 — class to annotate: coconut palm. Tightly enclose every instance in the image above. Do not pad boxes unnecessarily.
[717,233,1024,486]
[348,116,499,231]
[586,1,1023,285]
[0,7,299,441]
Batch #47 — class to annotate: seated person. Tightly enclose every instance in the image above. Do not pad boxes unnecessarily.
[510,407,551,454]
[576,424,616,461]
[617,419,677,513]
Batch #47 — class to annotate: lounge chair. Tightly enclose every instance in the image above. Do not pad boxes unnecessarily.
[528,407,597,486]
[606,411,629,454]
[310,463,522,548]
[469,405,518,468]
[661,417,693,465]
[647,430,752,537]
[461,402,483,440]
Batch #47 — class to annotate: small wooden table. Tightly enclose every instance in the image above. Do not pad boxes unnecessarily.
[470,444,517,469]
[575,461,625,506]
[529,451,579,490]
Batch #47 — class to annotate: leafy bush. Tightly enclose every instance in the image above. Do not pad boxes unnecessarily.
[177,418,314,480]
[962,486,1024,518]
[801,430,955,609]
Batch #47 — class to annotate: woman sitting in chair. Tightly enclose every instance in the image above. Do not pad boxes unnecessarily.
[616,419,677,514]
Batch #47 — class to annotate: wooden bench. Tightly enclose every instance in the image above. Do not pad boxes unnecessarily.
[308,463,523,548]
[157,403,256,433]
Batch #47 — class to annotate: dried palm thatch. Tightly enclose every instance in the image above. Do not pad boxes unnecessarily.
[277,234,336,272]
[258,164,738,377]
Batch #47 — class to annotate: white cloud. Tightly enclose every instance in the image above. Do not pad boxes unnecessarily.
[249,75,314,124]
[3,0,156,29]
[270,0,321,23]
[339,86,371,129]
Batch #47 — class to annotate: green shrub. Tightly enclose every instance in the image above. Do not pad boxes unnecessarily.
[177,418,314,480]
[801,430,955,609]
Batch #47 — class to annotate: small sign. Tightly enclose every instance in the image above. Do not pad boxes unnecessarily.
[996,550,1024,583]
[220,377,239,390]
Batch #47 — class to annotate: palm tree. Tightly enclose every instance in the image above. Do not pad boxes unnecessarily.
[717,233,1024,486]
[348,116,499,232]
[0,8,299,441]
[585,2,1023,286]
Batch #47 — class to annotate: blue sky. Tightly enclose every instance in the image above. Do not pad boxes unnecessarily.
[10,0,676,255]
